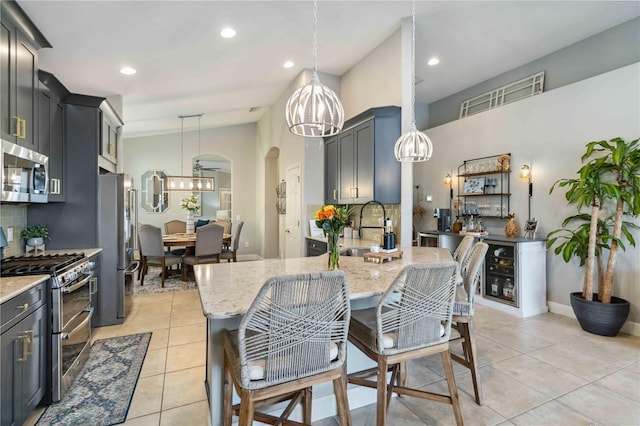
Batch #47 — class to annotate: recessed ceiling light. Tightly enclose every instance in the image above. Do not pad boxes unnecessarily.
[283,61,295,69]
[220,27,236,38]
[120,67,136,75]
[427,57,440,66]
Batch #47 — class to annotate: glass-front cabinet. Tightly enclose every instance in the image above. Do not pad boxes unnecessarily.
[484,241,517,307]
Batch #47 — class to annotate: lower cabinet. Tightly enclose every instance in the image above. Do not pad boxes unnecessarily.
[1,304,46,426]
[306,238,327,257]
[477,238,547,318]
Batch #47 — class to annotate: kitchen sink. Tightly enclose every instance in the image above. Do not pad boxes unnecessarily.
[340,247,371,257]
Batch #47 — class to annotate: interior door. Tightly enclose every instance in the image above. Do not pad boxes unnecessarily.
[284,163,301,259]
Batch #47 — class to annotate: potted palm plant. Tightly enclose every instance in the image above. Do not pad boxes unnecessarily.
[548,137,639,336]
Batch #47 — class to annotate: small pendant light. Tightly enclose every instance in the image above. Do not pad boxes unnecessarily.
[394,0,433,162]
[285,0,344,137]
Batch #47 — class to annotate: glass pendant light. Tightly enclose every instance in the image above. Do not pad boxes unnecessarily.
[167,115,215,191]
[394,0,433,162]
[285,0,344,137]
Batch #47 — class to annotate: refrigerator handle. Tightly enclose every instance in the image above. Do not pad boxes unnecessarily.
[130,188,138,251]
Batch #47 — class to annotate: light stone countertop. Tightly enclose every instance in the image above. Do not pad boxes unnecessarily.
[195,246,454,319]
[0,248,102,304]
[0,275,50,304]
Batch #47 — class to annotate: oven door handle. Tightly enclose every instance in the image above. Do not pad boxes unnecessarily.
[61,273,93,294]
[61,307,93,341]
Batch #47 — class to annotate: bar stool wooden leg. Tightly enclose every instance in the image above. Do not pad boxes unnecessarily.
[441,351,463,426]
[376,355,388,426]
[464,320,482,405]
[333,367,351,426]
[238,389,254,426]
[302,387,312,424]
[223,355,233,426]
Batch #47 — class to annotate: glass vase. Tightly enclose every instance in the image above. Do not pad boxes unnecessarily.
[186,212,194,233]
[327,230,340,270]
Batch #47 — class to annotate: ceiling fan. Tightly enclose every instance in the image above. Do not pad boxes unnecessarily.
[193,159,219,172]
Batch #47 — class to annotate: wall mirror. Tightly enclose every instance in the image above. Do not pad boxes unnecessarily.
[140,169,169,213]
[193,155,231,220]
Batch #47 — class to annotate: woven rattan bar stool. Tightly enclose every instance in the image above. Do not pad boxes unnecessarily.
[450,242,489,405]
[223,271,352,426]
[453,235,475,269]
[347,262,463,426]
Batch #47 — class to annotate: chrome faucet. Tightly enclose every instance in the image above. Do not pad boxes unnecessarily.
[359,201,387,238]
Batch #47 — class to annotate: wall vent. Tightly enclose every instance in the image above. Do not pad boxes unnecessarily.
[459,71,545,119]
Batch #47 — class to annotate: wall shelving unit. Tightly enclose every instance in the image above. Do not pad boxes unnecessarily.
[456,153,511,219]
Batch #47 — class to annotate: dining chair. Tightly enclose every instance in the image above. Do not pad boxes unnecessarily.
[450,241,488,405]
[223,271,352,426]
[164,220,188,256]
[164,220,186,234]
[221,221,244,262]
[347,262,462,426]
[138,224,182,287]
[215,219,232,235]
[181,223,224,280]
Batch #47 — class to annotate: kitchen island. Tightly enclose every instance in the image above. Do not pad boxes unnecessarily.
[194,246,454,425]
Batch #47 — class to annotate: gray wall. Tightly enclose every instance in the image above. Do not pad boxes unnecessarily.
[428,18,640,128]
[415,63,639,332]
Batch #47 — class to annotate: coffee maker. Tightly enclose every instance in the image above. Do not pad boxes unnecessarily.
[433,208,451,232]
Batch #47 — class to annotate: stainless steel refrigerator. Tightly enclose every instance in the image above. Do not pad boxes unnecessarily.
[97,173,137,326]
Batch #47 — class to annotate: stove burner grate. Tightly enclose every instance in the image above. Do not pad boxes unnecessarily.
[1,253,86,276]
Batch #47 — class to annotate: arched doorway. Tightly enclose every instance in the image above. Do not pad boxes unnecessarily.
[264,147,280,258]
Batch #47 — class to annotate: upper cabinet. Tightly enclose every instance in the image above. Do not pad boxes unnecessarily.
[38,71,70,202]
[0,1,51,151]
[99,101,123,173]
[65,94,124,174]
[324,106,401,205]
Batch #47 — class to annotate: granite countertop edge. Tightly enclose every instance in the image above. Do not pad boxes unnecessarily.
[420,230,546,243]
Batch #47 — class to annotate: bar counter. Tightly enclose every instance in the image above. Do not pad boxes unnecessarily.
[194,246,454,425]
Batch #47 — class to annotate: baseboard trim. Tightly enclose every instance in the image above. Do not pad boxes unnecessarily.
[548,301,640,337]
[547,301,576,318]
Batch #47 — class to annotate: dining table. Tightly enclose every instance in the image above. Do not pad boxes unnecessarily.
[162,232,232,248]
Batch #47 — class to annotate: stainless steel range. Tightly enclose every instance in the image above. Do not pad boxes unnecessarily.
[1,253,97,402]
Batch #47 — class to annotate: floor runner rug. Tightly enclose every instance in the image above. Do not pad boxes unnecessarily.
[36,332,151,426]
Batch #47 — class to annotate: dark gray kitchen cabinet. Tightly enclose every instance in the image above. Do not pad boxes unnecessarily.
[1,283,47,426]
[38,71,69,202]
[324,106,401,205]
[28,94,123,249]
[324,136,338,204]
[306,238,327,257]
[0,2,49,151]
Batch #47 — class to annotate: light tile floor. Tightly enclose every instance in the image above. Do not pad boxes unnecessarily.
[28,289,640,426]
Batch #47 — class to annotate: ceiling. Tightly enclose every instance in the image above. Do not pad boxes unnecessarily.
[20,1,639,138]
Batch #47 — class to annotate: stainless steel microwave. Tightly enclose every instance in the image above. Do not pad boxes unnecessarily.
[1,139,49,203]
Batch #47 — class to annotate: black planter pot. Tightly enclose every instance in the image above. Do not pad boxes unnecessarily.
[570,292,630,337]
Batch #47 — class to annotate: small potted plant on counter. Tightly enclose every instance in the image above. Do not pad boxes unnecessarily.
[21,225,50,247]
[548,137,639,336]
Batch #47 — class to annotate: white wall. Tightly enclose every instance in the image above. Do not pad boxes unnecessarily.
[340,29,402,120]
[257,69,342,258]
[415,63,640,328]
[123,123,258,256]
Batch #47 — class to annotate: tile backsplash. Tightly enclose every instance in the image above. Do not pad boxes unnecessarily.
[0,204,27,258]
[306,203,402,246]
